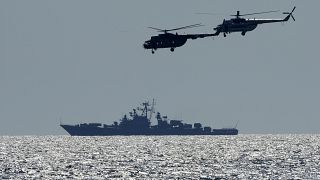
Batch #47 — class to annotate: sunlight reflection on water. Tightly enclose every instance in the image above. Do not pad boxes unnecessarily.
[1,135,320,179]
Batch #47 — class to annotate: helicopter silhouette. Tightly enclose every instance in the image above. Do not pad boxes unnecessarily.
[213,7,296,37]
[143,24,216,54]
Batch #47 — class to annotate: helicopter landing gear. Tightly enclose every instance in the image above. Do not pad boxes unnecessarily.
[241,31,246,36]
[170,47,175,52]
[151,48,157,54]
[223,33,226,37]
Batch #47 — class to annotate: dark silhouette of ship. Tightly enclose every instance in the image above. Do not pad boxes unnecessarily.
[60,100,238,136]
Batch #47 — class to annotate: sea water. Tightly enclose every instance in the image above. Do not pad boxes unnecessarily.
[1,135,320,179]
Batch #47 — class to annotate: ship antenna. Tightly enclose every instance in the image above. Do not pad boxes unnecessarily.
[234,120,239,129]
[59,116,63,125]
[149,99,156,120]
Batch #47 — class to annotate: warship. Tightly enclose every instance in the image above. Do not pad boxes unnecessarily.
[60,101,238,136]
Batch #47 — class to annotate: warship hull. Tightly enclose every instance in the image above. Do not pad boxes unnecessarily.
[60,124,238,136]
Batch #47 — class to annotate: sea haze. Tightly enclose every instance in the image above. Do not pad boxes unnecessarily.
[1,135,320,179]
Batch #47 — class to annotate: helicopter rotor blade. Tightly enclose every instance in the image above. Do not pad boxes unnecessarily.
[231,10,279,17]
[195,12,224,15]
[147,23,203,33]
[147,27,165,32]
[165,23,203,32]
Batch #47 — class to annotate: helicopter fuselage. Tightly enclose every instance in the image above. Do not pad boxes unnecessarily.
[220,19,258,33]
[215,18,287,35]
[143,33,188,50]
[143,32,215,53]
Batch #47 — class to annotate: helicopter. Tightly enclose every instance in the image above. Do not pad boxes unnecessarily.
[143,23,216,54]
[213,7,296,37]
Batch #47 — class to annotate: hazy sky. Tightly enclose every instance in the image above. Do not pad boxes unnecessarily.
[1,0,319,135]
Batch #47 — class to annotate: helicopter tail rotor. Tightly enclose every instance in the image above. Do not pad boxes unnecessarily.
[283,6,296,21]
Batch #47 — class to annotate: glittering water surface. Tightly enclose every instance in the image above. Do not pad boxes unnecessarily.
[1,135,320,179]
